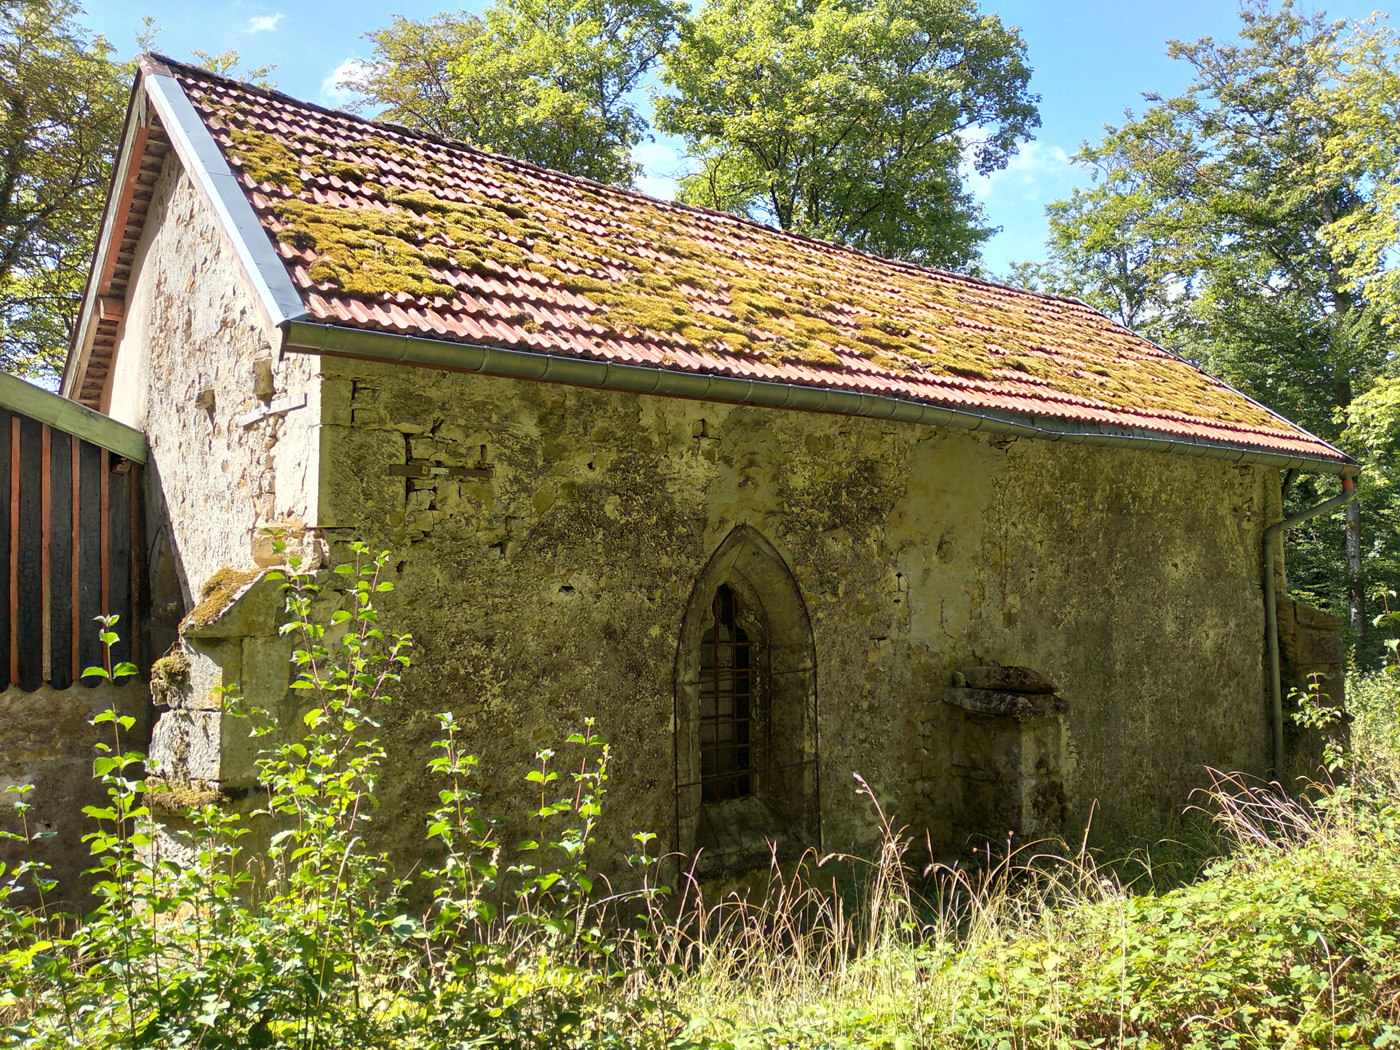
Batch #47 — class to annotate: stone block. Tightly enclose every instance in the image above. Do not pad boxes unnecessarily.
[149,708,222,782]
[185,643,237,709]
[942,687,1067,721]
[182,575,282,640]
[320,378,354,426]
[1295,602,1344,633]
[959,665,1058,693]
[1295,627,1343,668]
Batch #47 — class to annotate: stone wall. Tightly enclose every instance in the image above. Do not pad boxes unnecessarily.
[1276,596,1348,783]
[273,359,1284,873]
[102,154,322,654]
[0,681,149,911]
[104,151,1305,877]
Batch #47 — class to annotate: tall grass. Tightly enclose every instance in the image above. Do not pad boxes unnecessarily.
[651,679,1400,1049]
[3,547,1399,1048]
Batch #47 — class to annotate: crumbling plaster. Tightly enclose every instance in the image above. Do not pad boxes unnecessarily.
[289,359,1284,866]
[103,154,321,632]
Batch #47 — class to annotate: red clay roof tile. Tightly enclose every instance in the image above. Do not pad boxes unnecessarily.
[168,61,1345,464]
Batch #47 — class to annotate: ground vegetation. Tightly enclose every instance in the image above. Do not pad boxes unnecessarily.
[3,547,1399,1048]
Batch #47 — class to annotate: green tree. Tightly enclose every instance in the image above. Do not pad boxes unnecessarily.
[343,0,685,187]
[655,0,1039,270]
[0,0,125,379]
[1018,2,1397,641]
[1006,147,1183,336]
[1308,14,1400,329]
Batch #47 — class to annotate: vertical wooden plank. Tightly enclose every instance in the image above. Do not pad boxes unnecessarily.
[8,415,17,685]
[107,462,132,678]
[40,425,51,683]
[130,463,143,672]
[70,438,79,682]
[100,445,109,632]
[0,409,9,691]
[17,416,44,691]
[77,441,103,683]
[48,430,73,690]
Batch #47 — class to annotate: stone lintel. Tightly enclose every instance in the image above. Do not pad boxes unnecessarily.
[942,687,1067,721]
[959,665,1059,694]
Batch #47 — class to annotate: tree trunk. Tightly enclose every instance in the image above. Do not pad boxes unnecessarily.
[1347,495,1364,640]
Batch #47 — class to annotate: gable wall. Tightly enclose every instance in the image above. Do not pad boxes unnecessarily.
[306,359,1281,867]
[104,155,322,632]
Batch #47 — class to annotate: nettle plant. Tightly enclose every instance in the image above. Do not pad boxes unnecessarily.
[0,543,662,1050]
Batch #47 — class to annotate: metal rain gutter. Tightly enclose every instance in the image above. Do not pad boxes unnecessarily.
[1262,472,1359,780]
[280,319,1357,475]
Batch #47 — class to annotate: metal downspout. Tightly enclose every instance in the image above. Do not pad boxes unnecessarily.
[1263,471,1358,780]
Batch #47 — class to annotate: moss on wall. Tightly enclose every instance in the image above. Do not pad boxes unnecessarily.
[296,359,1282,877]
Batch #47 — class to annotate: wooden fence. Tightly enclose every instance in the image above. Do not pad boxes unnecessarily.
[0,376,146,691]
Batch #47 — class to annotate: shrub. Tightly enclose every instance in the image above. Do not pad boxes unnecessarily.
[0,544,671,1049]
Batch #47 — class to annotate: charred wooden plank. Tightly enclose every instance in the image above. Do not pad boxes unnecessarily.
[77,441,103,682]
[0,409,9,690]
[16,416,43,690]
[107,461,133,678]
[48,429,73,689]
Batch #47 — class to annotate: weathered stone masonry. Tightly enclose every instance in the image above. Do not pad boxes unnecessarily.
[90,145,1330,884]
[98,160,1306,872]
[283,357,1285,869]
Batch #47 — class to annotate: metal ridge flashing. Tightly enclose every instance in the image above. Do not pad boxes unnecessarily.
[281,320,1356,474]
[139,58,307,334]
[0,372,147,462]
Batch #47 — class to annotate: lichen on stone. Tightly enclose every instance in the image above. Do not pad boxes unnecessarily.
[150,649,191,708]
[183,567,261,631]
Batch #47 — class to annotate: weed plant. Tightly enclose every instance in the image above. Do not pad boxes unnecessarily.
[651,683,1400,1049]
[2,545,1400,1048]
[0,544,671,1049]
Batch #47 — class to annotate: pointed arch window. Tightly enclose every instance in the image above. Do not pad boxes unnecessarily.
[675,525,819,876]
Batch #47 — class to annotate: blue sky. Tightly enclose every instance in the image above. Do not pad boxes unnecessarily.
[84,1,1386,274]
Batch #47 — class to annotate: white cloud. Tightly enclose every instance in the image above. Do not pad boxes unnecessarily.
[247,13,283,33]
[961,135,1075,204]
[322,57,372,105]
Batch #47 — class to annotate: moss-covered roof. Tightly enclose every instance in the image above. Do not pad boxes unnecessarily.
[166,59,1344,463]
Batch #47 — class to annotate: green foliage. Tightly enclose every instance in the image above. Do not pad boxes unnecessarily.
[344,0,685,187]
[0,547,670,1048]
[655,0,1038,270]
[0,0,126,379]
[661,718,1400,1050]
[1306,14,1400,331]
[1015,1,1400,652]
[5,553,1400,1047]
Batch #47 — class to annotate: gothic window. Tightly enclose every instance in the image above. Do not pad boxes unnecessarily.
[675,525,818,876]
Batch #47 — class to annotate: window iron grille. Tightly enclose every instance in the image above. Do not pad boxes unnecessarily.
[698,584,752,801]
